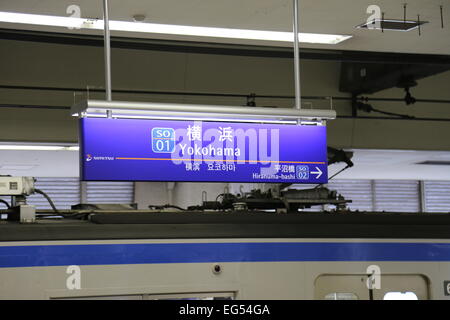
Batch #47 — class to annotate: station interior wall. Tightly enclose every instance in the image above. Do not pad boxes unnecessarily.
[1,38,449,208]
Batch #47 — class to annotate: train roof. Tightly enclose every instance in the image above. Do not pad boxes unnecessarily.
[1,211,450,241]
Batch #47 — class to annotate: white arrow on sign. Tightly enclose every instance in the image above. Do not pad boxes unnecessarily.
[311,167,323,179]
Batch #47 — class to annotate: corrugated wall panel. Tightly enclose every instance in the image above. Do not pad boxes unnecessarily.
[423,181,450,213]
[86,182,135,204]
[327,179,374,212]
[373,180,420,213]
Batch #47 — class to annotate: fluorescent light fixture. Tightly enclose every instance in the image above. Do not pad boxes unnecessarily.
[0,11,352,44]
[0,11,85,29]
[0,165,36,170]
[0,144,79,151]
[111,114,300,125]
[72,100,336,124]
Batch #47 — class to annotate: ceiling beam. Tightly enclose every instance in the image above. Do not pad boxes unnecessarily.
[1,28,450,65]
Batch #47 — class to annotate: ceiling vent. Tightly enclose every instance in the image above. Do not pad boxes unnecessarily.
[356,19,428,31]
[416,161,450,166]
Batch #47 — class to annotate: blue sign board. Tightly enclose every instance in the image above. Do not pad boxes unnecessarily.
[80,118,328,183]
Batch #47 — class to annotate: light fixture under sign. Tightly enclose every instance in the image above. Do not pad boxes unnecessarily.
[71,100,336,125]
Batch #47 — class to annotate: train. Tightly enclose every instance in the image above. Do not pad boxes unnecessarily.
[1,211,450,300]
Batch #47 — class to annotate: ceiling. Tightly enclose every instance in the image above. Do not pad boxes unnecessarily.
[1,148,450,181]
[0,0,449,54]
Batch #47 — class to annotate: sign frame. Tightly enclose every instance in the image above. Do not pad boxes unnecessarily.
[79,118,329,184]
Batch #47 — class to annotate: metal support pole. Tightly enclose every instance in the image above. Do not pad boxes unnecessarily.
[419,180,426,213]
[80,181,88,204]
[103,0,112,118]
[293,0,301,110]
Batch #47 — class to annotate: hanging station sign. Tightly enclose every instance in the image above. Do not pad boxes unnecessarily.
[79,118,328,183]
